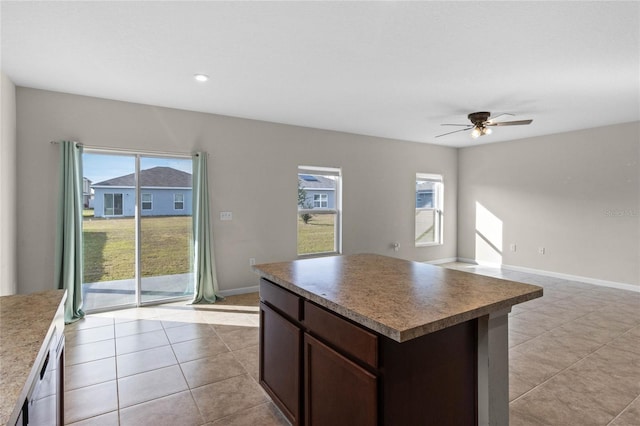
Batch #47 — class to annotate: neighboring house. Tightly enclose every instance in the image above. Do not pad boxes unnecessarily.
[416,181,434,208]
[82,177,93,208]
[92,166,192,217]
[298,174,336,209]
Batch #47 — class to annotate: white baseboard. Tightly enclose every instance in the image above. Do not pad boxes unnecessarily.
[456,257,501,268]
[218,285,259,297]
[221,260,639,296]
[456,258,639,293]
[425,257,459,265]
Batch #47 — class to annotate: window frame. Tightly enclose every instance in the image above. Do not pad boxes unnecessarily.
[297,166,342,257]
[104,193,124,216]
[174,193,184,210]
[313,193,328,208]
[141,193,153,210]
[415,173,444,247]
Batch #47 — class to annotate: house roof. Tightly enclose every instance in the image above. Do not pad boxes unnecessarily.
[93,166,192,188]
[416,182,435,192]
[299,174,336,190]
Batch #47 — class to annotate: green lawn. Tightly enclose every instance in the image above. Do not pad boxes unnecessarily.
[83,216,192,283]
[298,214,336,255]
[84,213,335,282]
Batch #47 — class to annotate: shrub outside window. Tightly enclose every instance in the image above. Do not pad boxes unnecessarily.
[297,166,341,256]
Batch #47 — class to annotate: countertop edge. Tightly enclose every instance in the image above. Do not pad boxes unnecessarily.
[255,268,543,343]
[397,289,543,342]
[2,290,67,426]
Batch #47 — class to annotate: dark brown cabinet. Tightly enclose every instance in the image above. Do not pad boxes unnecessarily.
[259,302,302,425]
[304,334,377,426]
[259,278,477,426]
[260,278,378,426]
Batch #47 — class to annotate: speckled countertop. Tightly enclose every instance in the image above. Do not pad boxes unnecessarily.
[0,289,66,426]
[254,254,542,342]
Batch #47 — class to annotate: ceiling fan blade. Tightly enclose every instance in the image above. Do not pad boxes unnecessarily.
[487,113,514,123]
[441,123,472,127]
[486,119,533,127]
[435,127,473,138]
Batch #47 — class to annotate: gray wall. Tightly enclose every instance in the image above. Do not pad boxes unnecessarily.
[14,86,637,295]
[0,72,17,296]
[458,122,640,286]
[15,87,458,295]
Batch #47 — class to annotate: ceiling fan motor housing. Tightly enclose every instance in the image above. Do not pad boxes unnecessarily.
[468,111,491,125]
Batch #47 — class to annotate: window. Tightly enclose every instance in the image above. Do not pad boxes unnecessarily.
[297,166,341,256]
[174,193,184,210]
[313,194,328,208]
[141,193,152,210]
[415,173,443,246]
[104,193,123,216]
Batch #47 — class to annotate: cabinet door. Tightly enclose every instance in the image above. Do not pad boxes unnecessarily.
[260,302,302,425]
[304,334,377,426]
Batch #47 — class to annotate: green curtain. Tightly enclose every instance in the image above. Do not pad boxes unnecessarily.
[54,141,85,323]
[191,152,222,304]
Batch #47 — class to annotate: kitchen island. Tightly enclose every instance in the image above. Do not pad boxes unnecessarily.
[254,254,542,426]
[0,290,66,426]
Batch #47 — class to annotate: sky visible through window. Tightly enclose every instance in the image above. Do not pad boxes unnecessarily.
[83,153,192,184]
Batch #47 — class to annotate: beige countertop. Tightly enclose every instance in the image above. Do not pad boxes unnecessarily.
[0,289,66,426]
[254,254,543,342]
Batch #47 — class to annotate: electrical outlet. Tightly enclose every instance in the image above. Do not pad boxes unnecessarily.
[220,211,232,221]
[510,243,517,252]
[538,247,545,255]
[249,258,256,266]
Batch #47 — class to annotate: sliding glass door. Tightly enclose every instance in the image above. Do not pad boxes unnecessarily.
[139,156,194,304]
[82,154,136,311]
[82,151,194,311]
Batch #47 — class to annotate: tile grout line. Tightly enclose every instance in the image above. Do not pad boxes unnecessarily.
[114,318,183,422]
[509,320,633,406]
[605,393,640,425]
[64,318,118,425]
[508,304,603,353]
[168,318,228,425]
[162,322,209,424]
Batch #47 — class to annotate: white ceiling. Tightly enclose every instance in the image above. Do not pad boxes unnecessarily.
[2,1,639,148]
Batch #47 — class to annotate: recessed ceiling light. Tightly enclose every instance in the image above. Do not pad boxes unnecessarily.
[193,74,209,82]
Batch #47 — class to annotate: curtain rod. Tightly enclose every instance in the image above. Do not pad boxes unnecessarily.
[49,141,200,157]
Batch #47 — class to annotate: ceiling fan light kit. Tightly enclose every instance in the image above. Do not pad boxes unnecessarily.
[436,111,533,139]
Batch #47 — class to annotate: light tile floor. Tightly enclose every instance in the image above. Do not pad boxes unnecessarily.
[64,266,640,425]
[64,293,288,426]
[445,263,640,426]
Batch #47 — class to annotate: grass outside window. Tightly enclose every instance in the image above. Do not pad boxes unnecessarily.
[83,215,192,283]
[297,214,336,255]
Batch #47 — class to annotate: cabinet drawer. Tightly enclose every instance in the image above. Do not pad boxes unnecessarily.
[260,279,302,321]
[304,301,378,368]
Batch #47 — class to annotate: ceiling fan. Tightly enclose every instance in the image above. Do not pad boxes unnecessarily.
[436,111,533,139]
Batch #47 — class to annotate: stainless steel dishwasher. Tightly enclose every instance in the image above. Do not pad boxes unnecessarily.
[22,328,64,426]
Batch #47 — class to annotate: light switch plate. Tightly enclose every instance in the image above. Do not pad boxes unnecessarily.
[220,211,232,221]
